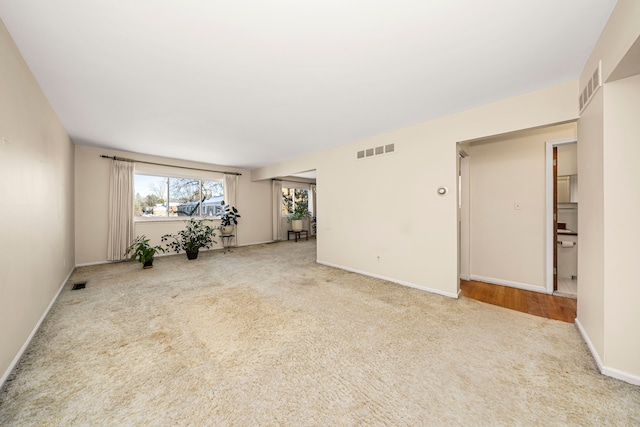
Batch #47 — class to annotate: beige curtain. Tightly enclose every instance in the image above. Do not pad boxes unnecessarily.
[224,174,238,208]
[272,180,283,241]
[107,160,135,261]
[224,174,239,244]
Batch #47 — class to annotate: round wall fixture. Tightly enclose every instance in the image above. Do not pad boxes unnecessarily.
[437,187,448,195]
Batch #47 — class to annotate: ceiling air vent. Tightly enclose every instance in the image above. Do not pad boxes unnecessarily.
[356,143,396,160]
[579,60,601,114]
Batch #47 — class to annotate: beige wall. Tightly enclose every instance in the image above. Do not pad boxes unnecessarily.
[602,73,640,376]
[557,144,578,176]
[468,124,577,292]
[75,145,273,265]
[0,19,75,383]
[253,81,578,298]
[578,86,606,373]
[574,0,640,384]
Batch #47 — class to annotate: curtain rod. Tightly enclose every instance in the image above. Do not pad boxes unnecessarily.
[100,155,241,176]
[272,178,316,185]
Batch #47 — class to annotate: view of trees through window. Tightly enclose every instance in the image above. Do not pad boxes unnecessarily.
[134,174,224,219]
[282,188,309,215]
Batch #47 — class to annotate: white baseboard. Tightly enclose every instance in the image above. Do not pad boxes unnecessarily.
[601,366,640,386]
[1,267,74,387]
[469,275,548,294]
[575,318,640,386]
[76,241,281,267]
[574,318,604,372]
[317,260,459,299]
[75,260,115,267]
[237,240,278,247]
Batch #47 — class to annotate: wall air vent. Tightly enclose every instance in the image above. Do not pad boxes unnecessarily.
[356,143,396,160]
[579,60,601,114]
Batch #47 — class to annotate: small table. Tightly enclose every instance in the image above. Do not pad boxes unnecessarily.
[288,229,308,242]
[220,234,235,253]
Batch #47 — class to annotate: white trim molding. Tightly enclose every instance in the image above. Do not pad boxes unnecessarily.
[75,260,116,267]
[76,241,280,267]
[317,260,459,299]
[237,240,278,247]
[469,275,547,294]
[574,318,604,372]
[575,319,640,386]
[1,267,75,387]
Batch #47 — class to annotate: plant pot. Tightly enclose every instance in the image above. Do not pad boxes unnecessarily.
[219,225,234,236]
[291,219,303,231]
[186,250,199,260]
[143,260,154,269]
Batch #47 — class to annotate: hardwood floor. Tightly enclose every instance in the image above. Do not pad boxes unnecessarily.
[460,279,577,323]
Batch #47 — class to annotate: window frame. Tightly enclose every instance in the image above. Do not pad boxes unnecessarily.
[134,172,224,222]
[281,183,312,218]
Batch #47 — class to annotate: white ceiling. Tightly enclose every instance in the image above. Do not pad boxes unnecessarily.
[0,0,616,170]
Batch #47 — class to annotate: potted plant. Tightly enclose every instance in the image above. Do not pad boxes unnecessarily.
[288,204,311,232]
[218,200,241,236]
[124,235,165,269]
[161,218,217,260]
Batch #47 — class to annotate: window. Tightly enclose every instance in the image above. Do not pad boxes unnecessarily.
[134,174,224,219]
[282,187,310,216]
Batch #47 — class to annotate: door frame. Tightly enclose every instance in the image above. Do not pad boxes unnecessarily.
[458,148,470,283]
[545,137,577,294]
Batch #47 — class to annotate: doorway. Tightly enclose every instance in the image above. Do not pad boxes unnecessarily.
[545,138,578,296]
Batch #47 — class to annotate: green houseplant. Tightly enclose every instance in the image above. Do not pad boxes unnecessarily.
[218,200,241,236]
[124,235,165,269]
[161,218,217,260]
[288,204,311,232]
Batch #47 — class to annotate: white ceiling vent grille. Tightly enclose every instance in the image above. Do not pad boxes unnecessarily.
[579,60,601,114]
[357,143,395,160]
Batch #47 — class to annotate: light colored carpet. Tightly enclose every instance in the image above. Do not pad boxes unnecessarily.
[1,240,638,425]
